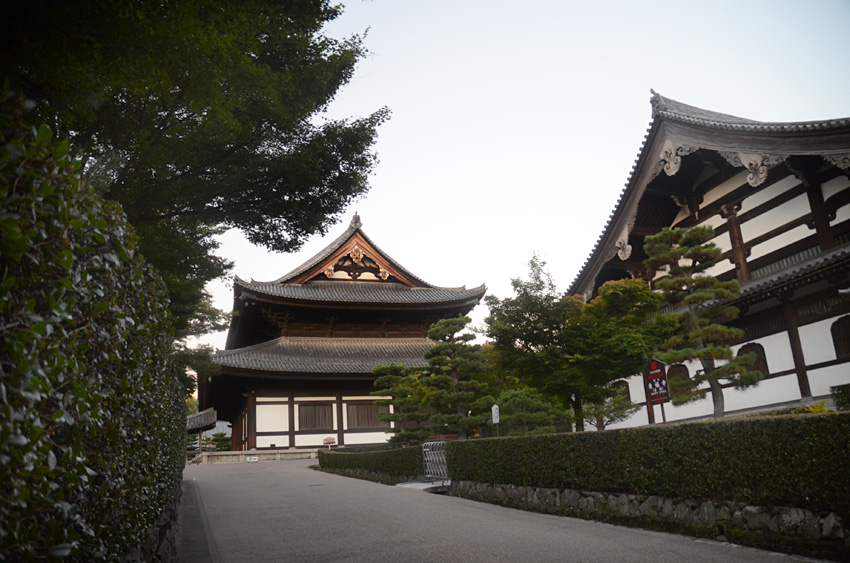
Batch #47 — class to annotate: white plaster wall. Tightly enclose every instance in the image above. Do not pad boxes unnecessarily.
[343,432,391,446]
[821,175,850,201]
[295,434,334,447]
[733,332,796,374]
[832,202,850,227]
[702,171,750,208]
[809,364,850,397]
[256,435,289,448]
[256,404,289,432]
[739,175,800,215]
[798,317,839,364]
[742,197,810,261]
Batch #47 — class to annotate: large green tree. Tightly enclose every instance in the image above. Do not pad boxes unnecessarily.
[643,226,761,417]
[1,1,388,338]
[371,365,432,446]
[485,257,670,431]
[420,317,492,440]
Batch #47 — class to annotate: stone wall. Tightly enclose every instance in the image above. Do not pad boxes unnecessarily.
[122,484,182,563]
[451,480,848,559]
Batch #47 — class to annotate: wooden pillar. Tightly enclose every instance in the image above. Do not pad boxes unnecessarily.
[288,391,295,449]
[721,203,750,283]
[781,295,812,398]
[806,182,834,251]
[789,157,834,251]
[336,391,345,446]
[247,391,257,450]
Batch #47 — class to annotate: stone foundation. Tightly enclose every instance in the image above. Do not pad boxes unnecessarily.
[451,480,849,559]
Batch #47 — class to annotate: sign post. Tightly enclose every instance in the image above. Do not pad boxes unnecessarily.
[491,404,500,437]
[643,359,671,424]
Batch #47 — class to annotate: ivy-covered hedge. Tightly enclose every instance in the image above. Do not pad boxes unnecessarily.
[447,413,850,518]
[0,92,184,559]
[318,446,423,484]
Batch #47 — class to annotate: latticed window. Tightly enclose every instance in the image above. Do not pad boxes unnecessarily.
[346,403,390,429]
[738,342,769,375]
[832,316,850,360]
[299,404,334,431]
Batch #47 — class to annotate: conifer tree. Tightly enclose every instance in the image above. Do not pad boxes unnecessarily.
[371,365,432,445]
[420,317,492,440]
[643,226,762,417]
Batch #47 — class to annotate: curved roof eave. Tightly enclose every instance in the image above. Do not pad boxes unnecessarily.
[567,91,850,297]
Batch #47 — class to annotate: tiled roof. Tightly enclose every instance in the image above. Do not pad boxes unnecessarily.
[212,337,433,374]
[736,244,850,304]
[269,213,432,287]
[651,92,850,133]
[568,91,850,296]
[236,278,487,306]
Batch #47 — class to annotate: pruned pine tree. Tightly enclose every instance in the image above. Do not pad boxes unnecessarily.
[643,226,762,417]
[371,365,431,446]
[421,317,492,440]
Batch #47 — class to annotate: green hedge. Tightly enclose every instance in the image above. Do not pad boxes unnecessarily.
[318,446,422,484]
[447,413,850,518]
[0,91,184,560]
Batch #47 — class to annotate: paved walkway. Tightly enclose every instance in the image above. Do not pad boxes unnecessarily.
[178,459,820,563]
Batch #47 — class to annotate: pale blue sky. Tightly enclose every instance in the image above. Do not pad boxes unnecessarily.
[197,0,850,349]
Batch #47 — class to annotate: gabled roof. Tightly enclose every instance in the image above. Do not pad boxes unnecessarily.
[568,91,850,298]
[214,336,432,376]
[269,213,430,287]
[233,213,486,309]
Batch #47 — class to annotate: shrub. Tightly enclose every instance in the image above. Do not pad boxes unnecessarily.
[446,413,850,518]
[831,383,850,412]
[318,446,422,484]
[0,91,184,560]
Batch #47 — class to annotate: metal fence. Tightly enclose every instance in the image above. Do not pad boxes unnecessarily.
[422,441,448,481]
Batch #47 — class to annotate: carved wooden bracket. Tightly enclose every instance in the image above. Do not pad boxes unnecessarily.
[825,153,850,170]
[719,152,787,187]
[652,141,698,181]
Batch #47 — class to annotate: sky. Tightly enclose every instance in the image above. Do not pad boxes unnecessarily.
[195,0,850,351]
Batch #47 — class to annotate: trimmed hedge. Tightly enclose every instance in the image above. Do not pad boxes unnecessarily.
[0,92,184,559]
[318,446,423,484]
[447,413,850,518]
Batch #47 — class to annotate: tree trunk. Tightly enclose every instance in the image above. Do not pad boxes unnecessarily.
[707,376,725,418]
[572,394,584,432]
[457,405,467,440]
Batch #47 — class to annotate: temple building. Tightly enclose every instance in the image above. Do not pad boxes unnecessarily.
[203,214,486,450]
[570,92,850,424]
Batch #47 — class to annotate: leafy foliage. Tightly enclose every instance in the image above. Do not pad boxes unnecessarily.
[485,256,670,430]
[831,383,850,412]
[491,388,566,436]
[1,1,389,336]
[583,384,641,431]
[420,317,493,440]
[0,92,183,560]
[446,413,850,519]
[372,365,432,445]
[643,226,761,417]
[318,446,422,484]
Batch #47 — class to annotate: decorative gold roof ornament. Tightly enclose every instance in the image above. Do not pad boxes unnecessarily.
[349,245,364,264]
[323,265,335,278]
[378,267,390,280]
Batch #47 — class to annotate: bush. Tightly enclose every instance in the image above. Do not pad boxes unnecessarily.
[318,446,422,484]
[831,383,850,412]
[0,91,184,560]
[446,413,850,518]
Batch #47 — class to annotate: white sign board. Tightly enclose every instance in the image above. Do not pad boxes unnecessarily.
[246,455,259,463]
[491,404,500,424]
